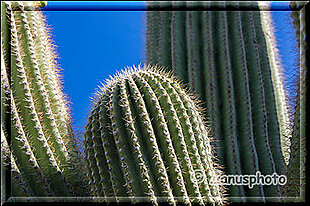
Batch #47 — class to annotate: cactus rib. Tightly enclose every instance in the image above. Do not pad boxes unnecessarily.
[1,1,88,198]
[85,65,225,205]
[146,1,290,199]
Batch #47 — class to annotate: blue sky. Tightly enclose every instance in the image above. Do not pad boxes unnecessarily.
[271,10,299,103]
[42,1,298,142]
[43,5,146,135]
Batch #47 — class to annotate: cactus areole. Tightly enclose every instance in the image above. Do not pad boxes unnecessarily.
[84,65,225,205]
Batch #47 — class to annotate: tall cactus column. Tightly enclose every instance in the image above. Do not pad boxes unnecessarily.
[1,1,88,198]
[146,1,290,199]
[84,65,225,205]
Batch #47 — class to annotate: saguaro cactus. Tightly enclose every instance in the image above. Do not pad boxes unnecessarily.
[1,1,87,199]
[146,1,290,199]
[84,65,225,205]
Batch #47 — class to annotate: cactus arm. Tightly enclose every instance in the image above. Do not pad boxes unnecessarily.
[86,66,225,205]
[1,3,11,151]
[226,9,265,198]
[10,6,71,195]
[1,1,88,197]
[29,10,72,139]
[133,73,191,205]
[214,7,244,198]
[13,2,70,161]
[23,6,82,181]
[258,3,292,166]
[256,4,289,173]
[13,6,82,195]
[171,6,188,83]
[126,76,175,204]
[24,10,70,144]
[27,9,88,195]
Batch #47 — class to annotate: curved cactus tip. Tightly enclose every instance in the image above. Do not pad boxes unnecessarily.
[90,63,184,106]
[86,63,226,205]
[90,63,206,121]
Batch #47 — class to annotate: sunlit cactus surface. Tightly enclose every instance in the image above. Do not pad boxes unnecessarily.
[1,1,88,199]
[84,65,225,205]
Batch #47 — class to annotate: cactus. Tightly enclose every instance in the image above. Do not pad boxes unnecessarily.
[1,1,88,199]
[84,65,225,205]
[146,1,290,199]
[285,2,307,201]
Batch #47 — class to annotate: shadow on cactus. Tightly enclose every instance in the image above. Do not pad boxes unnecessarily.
[146,1,295,200]
[84,64,226,205]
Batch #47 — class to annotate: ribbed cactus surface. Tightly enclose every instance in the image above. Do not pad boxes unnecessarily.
[1,1,87,199]
[146,1,290,200]
[285,2,307,201]
[84,65,225,205]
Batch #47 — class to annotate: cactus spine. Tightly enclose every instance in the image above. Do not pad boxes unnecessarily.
[1,1,87,199]
[146,1,290,199]
[84,65,225,205]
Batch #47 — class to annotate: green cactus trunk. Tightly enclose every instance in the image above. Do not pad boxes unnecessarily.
[84,65,225,205]
[285,2,307,201]
[146,1,290,200]
[1,1,88,199]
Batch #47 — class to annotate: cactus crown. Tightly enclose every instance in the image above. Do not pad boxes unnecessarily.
[84,64,226,205]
